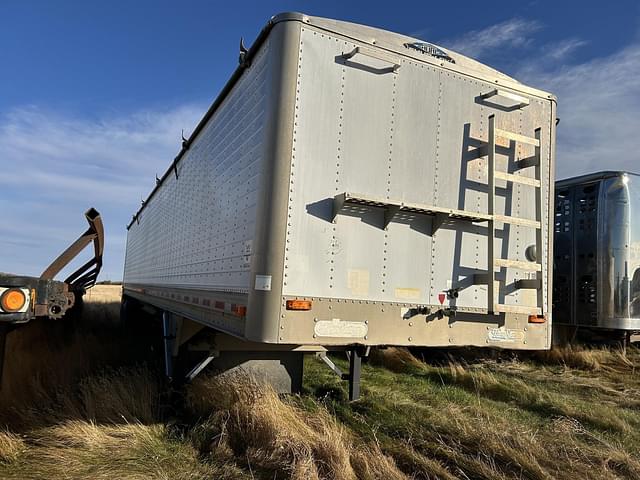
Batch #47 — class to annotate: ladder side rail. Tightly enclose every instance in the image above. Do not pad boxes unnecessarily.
[487,115,497,314]
[534,127,544,312]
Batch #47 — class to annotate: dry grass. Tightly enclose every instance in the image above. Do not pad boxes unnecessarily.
[368,347,425,373]
[1,290,639,479]
[311,346,640,480]
[0,431,26,464]
[533,343,634,371]
[187,373,406,480]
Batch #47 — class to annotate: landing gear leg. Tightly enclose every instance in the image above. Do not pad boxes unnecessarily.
[348,348,362,401]
[317,347,368,401]
[162,311,177,381]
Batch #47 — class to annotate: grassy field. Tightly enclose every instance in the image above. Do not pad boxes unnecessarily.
[0,285,638,479]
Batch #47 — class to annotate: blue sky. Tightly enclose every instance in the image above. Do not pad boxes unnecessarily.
[1,0,639,281]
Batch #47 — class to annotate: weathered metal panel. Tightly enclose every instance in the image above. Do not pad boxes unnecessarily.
[124,41,271,293]
[283,25,554,322]
[122,14,556,349]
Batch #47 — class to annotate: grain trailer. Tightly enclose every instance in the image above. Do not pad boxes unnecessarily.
[122,13,557,399]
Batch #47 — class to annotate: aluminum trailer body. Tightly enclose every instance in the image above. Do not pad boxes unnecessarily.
[123,13,557,394]
[554,171,640,338]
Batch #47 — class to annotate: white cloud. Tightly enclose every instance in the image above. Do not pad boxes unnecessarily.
[446,16,638,181]
[545,38,587,61]
[0,104,205,280]
[517,42,640,179]
[443,18,541,59]
[2,23,639,285]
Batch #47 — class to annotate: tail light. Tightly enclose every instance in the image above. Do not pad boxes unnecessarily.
[1,288,27,313]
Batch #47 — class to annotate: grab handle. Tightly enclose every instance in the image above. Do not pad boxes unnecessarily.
[341,47,401,74]
[478,89,530,111]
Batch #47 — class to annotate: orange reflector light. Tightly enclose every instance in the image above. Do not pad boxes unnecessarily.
[1,289,26,312]
[528,314,546,324]
[286,300,312,311]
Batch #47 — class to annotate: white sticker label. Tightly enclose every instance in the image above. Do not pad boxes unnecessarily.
[254,274,272,291]
[314,319,368,338]
[487,327,525,343]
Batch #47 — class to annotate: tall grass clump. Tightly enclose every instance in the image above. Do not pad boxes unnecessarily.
[186,372,407,480]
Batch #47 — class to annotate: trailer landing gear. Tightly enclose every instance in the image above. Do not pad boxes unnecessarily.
[318,347,369,401]
[158,313,304,393]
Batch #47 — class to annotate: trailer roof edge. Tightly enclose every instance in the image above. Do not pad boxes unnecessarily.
[556,170,640,188]
[127,13,303,229]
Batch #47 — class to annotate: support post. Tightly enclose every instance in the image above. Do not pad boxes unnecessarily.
[162,311,177,381]
[348,348,362,401]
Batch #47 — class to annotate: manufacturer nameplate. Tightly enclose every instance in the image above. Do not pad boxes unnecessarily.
[314,319,368,338]
[487,327,525,343]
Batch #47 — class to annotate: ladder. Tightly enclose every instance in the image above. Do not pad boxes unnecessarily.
[486,114,543,315]
[330,112,546,317]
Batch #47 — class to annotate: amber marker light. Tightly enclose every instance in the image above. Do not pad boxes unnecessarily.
[528,314,546,324]
[231,305,247,317]
[286,300,312,311]
[1,289,27,313]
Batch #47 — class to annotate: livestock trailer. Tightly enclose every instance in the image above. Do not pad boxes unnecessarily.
[553,171,640,342]
[122,13,557,399]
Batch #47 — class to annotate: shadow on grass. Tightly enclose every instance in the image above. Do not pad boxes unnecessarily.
[0,301,163,431]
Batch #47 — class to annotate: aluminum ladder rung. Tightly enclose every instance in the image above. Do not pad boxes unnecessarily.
[494,171,541,187]
[493,214,541,229]
[494,258,542,271]
[495,128,540,147]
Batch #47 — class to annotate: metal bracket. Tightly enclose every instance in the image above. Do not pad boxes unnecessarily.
[317,352,348,380]
[186,352,219,382]
[514,278,542,289]
[40,208,104,292]
[437,306,457,319]
[431,213,448,235]
[383,205,401,230]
